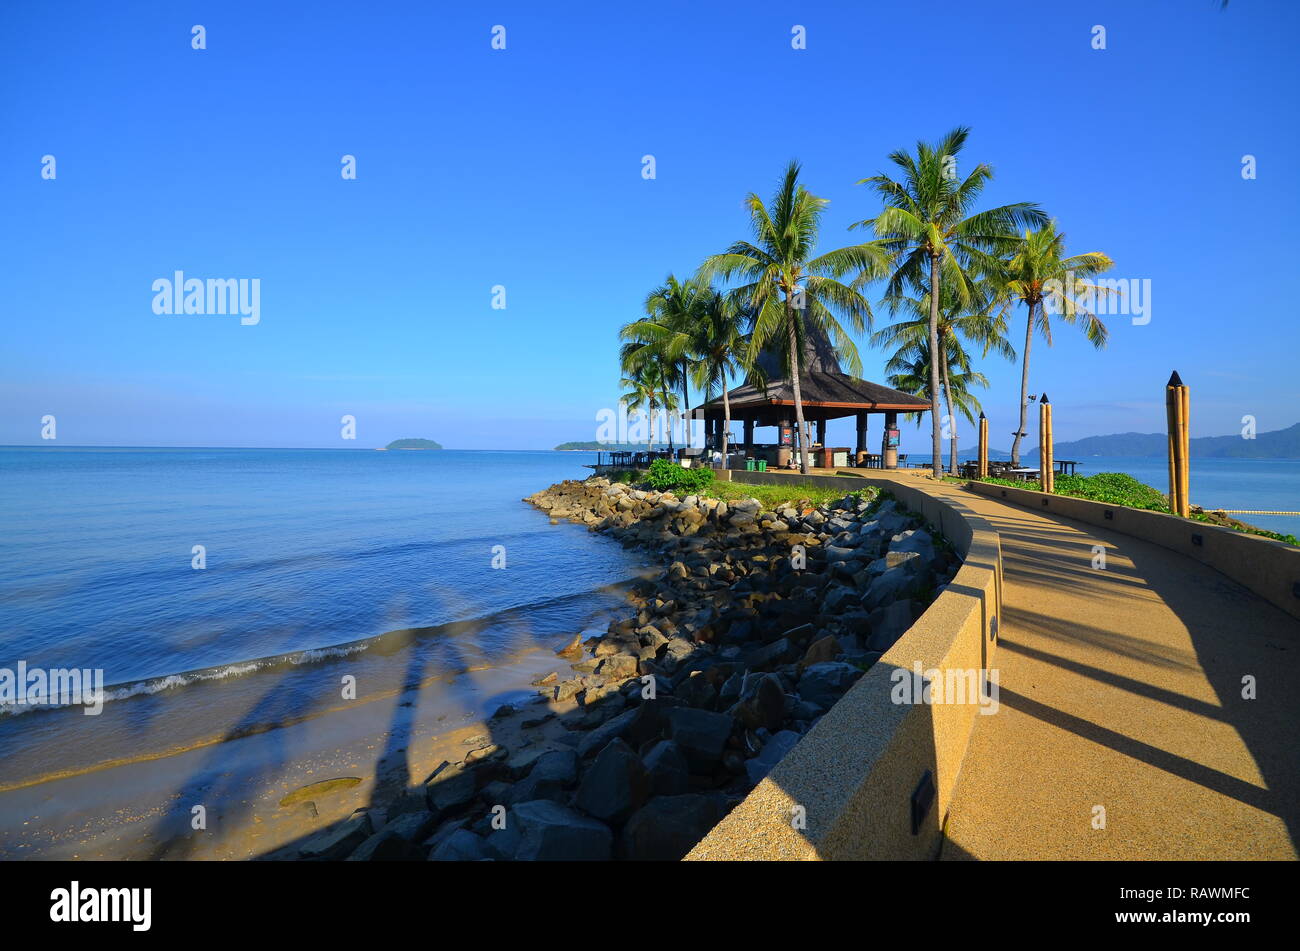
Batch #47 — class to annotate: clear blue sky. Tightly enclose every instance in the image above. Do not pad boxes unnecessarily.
[2,0,1297,450]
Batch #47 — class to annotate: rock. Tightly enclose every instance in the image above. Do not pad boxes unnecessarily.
[641,740,691,796]
[298,812,374,860]
[596,653,639,680]
[574,738,650,825]
[576,705,640,758]
[513,800,613,861]
[797,662,864,710]
[822,585,861,613]
[744,730,801,785]
[824,545,859,564]
[862,564,921,611]
[865,600,915,652]
[800,634,841,668]
[346,827,421,861]
[554,679,585,703]
[621,794,723,861]
[464,744,504,765]
[675,670,718,709]
[427,767,478,818]
[428,828,490,861]
[736,673,786,732]
[382,810,437,844]
[531,671,558,687]
[555,634,584,658]
[664,708,735,773]
[743,636,794,670]
[508,749,578,803]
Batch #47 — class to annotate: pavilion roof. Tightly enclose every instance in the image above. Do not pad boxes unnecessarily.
[697,371,931,423]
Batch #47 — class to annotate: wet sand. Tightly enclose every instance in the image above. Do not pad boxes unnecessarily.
[0,642,591,860]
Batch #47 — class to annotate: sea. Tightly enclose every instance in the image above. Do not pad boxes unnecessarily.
[0,447,1295,797]
[0,447,650,795]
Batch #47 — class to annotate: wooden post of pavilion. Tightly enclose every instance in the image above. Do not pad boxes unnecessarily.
[977,412,989,479]
[855,412,868,465]
[1039,394,1055,494]
[1165,371,1190,517]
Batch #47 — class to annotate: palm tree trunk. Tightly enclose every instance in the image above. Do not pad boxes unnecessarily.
[680,360,691,455]
[663,382,674,453]
[1011,302,1036,467]
[648,398,657,453]
[721,376,731,467]
[787,309,809,476]
[928,255,943,478]
[940,341,958,476]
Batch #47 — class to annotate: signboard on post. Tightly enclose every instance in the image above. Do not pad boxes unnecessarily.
[886,428,900,448]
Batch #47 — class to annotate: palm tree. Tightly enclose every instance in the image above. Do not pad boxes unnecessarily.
[855,127,1046,477]
[689,289,755,464]
[992,222,1114,466]
[886,338,989,446]
[699,161,890,474]
[620,275,708,452]
[619,363,678,452]
[874,281,1015,474]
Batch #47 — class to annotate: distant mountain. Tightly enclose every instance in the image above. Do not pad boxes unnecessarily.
[554,441,654,451]
[1030,422,1300,459]
[383,438,443,450]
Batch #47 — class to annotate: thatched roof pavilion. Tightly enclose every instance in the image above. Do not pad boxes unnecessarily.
[694,325,930,467]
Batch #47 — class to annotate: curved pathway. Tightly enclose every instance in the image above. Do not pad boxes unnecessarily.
[856,472,1300,859]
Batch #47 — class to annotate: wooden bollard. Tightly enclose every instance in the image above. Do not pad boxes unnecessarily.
[977,412,989,479]
[1039,394,1055,494]
[1165,371,1190,517]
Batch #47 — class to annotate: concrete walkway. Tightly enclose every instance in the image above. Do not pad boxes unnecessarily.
[870,472,1300,860]
[774,468,1300,859]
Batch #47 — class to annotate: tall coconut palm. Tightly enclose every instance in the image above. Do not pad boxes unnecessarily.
[619,363,678,452]
[620,275,709,452]
[855,127,1046,477]
[886,338,989,446]
[874,281,1015,474]
[699,161,890,474]
[993,222,1114,466]
[689,289,756,464]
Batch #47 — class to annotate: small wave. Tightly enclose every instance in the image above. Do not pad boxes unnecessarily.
[0,574,647,719]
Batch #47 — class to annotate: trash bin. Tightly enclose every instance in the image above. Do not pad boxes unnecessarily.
[756,460,767,472]
[745,459,755,471]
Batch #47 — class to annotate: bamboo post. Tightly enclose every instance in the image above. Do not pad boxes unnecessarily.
[1165,371,1190,517]
[977,412,989,479]
[1039,394,1055,494]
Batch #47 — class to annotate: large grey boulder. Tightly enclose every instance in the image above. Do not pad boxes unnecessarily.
[664,708,735,773]
[798,662,864,710]
[621,794,723,861]
[865,600,915,652]
[512,800,613,861]
[506,749,578,805]
[427,828,490,861]
[642,739,691,796]
[574,738,650,825]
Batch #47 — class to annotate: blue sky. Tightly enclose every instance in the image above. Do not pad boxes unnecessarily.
[2,0,1297,450]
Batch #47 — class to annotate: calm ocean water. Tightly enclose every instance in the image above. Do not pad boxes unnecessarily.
[0,448,651,789]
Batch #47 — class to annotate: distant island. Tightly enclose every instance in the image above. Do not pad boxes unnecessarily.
[554,441,654,451]
[958,421,1300,460]
[381,438,444,450]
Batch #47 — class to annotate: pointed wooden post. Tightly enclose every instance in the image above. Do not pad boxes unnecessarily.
[977,412,989,479]
[1039,394,1055,494]
[1166,371,1190,517]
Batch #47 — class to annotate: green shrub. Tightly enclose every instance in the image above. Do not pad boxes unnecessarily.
[644,458,716,493]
